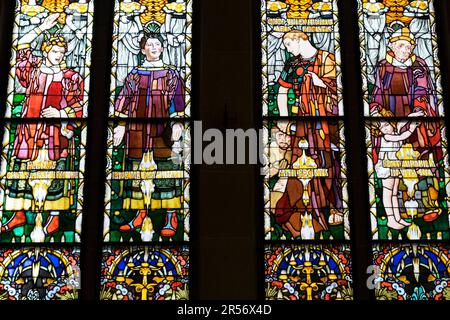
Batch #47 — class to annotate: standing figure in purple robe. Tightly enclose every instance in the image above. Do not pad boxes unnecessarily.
[370,26,440,151]
[112,23,185,238]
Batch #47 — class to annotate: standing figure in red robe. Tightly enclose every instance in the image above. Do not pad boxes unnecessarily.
[1,13,84,238]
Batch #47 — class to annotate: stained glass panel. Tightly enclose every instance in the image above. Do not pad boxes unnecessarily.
[0,0,92,245]
[359,1,450,242]
[265,244,353,300]
[109,0,192,119]
[6,0,94,119]
[0,1,92,301]
[102,0,192,301]
[261,0,343,117]
[359,0,450,302]
[358,0,443,117]
[372,244,450,300]
[262,0,352,301]
[263,120,349,240]
[0,247,80,300]
[104,121,190,242]
[366,119,450,240]
[100,245,189,301]
[104,0,191,244]
[0,121,86,243]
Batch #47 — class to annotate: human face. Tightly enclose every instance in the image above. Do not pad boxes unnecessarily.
[276,131,292,150]
[142,38,163,61]
[283,38,302,57]
[391,40,414,63]
[44,45,66,66]
[379,121,395,135]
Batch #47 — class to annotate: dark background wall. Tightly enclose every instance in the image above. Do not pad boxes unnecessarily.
[1,0,450,302]
[195,0,259,300]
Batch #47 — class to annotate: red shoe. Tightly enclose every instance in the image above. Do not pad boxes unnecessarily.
[44,214,59,235]
[160,210,178,237]
[1,211,26,232]
[119,210,147,232]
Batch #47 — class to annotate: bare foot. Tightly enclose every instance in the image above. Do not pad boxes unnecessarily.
[387,216,407,230]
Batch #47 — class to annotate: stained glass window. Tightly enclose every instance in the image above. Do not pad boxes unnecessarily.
[358,0,450,300]
[265,244,352,300]
[262,0,353,300]
[101,0,191,301]
[0,247,81,300]
[372,243,450,300]
[100,246,189,300]
[0,0,93,300]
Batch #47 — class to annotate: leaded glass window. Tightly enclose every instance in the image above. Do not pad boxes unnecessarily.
[358,0,450,300]
[0,0,94,300]
[262,0,353,301]
[100,0,191,301]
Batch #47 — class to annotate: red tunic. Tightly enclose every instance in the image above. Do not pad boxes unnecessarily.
[13,47,84,161]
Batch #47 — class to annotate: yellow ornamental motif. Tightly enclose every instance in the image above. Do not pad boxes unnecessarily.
[140,0,168,24]
[395,143,419,198]
[27,146,57,171]
[165,1,186,14]
[268,1,288,12]
[42,0,68,12]
[290,139,329,206]
[383,0,412,24]
[140,216,155,242]
[293,155,317,171]
[68,1,89,14]
[120,1,143,14]
[395,143,420,161]
[406,222,422,240]
[410,0,428,11]
[368,4,382,13]
[286,0,312,19]
[363,0,387,14]
[311,0,332,12]
[21,0,46,17]
[42,0,70,24]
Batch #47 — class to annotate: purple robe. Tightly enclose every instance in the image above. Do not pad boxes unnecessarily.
[114,66,185,159]
[371,52,437,117]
